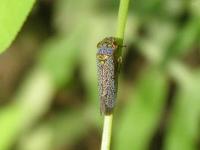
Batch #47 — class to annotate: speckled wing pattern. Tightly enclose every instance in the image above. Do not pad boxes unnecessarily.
[96,37,121,115]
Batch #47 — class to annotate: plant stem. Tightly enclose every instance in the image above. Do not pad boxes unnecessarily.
[116,0,130,40]
[101,0,130,150]
[101,115,113,150]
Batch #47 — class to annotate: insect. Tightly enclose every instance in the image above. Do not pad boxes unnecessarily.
[96,37,122,115]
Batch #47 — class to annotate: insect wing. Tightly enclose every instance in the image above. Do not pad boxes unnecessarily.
[96,54,118,115]
[96,37,121,115]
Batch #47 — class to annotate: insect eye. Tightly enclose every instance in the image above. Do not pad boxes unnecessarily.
[113,40,119,46]
[111,43,116,49]
[97,42,102,48]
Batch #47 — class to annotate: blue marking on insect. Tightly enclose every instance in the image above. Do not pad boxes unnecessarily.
[96,37,122,115]
[97,48,113,55]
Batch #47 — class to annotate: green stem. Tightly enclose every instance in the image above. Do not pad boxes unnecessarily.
[116,0,130,40]
[101,0,130,150]
[101,115,113,150]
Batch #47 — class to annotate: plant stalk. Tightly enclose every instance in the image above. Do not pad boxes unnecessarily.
[101,0,130,150]
[101,115,113,150]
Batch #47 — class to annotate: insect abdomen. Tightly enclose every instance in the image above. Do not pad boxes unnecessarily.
[97,55,118,115]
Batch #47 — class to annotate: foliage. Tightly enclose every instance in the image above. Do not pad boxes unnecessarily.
[0,0,35,53]
[0,0,199,150]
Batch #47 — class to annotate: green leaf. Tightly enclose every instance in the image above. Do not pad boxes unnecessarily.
[0,105,22,150]
[114,69,167,150]
[0,69,54,150]
[164,64,200,150]
[39,28,83,87]
[0,0,35,54]
[163,18,200,63]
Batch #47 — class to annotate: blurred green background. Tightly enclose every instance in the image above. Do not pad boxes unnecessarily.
[0,0,200,150]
